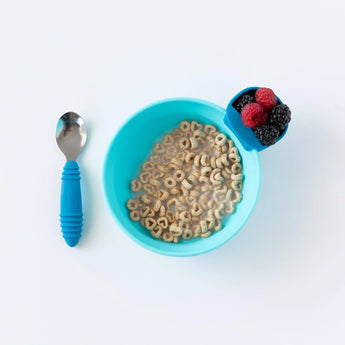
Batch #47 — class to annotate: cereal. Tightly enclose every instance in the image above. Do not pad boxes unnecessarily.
[194,154,201,167]
[157,164,169,173]
[206,217,215,230]
[163,134,174,146]
[189,189,200,198]
[179,121,191,132]
[185,152,195,164]
[172,128,183,138]
[176,151,186,161]
[214,219,222,231]
[204,124,216,135]
[191,120,203,132]
[200,154,210,167]
[143,184,156,195]
[200,166,212,177]
[207,199,215,209]
[185,195,195,206]
[181,179,193,190]
[167,198,178,211]
[170,187,181,195]
[166,210,175,223]
[162,232,174,242]
[228,153,240,163]
[171,157,183,167]
[221,153,230,166]
[139,206,150,218]
[193,224,201,237]
[221,168,231,179]
[200,230,211,238]
[151,226,163,238]
[233,191,243,203]
[157,189,169,201]
[159,205,166,217]
[179,211,191,223]
[126,120,243,243]
[230,147,239,155]
[231,180,243,191]
[166,146,177,157]
[200,220,208,233]
[129,210,140,221]
[147,208,155,217]
[131,179,142,192]
[150,155,161,164]
[161,155,171,165]
[179,137,190,150]
[143,162,154,171]
[139,172,151,184]
[189,137,198,149]
[186,175,197,185]
[225,203,234,214]
[164,177,176,189]
[181,186,189,197]
[149,178,161,187]
[126,199,138,211]
[191,203,203,216]
[182,164,192,173]
[215,133,227,146]
[193,129,206,138]
[231,173,243,181]
[142,194,152,204]
[145,217,156,230]
[157,217,169,229]
[153,143,165,154]
[153,199,161,212]
[199,175,210,184]
[152,169,164,179]
[182,229,193,240]
[231,162,242,174]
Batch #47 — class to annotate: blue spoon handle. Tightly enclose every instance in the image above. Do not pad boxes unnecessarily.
[60,161,83,247]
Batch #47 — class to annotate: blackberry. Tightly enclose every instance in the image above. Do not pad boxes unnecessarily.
[268,104,291,130]
[253,125,280,146]
[235,94,255,113]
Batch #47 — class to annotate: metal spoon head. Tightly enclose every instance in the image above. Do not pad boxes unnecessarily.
[56,112,87,161]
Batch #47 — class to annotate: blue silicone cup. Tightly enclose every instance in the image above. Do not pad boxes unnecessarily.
[103,95,265,256]
[225,86,287,151]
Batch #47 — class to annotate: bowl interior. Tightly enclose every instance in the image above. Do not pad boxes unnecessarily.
[103,98,261,256]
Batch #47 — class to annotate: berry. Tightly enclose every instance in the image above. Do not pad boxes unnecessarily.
[255,88,277,110]
[268,104,291,130]
[259,112,269,126]
[241,103,265,129]
[235,94,255,112]
[253,125,280,146]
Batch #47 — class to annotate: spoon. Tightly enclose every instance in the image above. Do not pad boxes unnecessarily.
[56,112,87,247]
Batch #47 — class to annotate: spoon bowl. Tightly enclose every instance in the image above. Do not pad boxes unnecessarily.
[56,112,87,161]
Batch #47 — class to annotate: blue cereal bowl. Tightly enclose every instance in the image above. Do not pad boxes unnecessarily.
[103,87,284,256]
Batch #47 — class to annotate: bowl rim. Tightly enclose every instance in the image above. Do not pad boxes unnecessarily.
[103,97,261,256]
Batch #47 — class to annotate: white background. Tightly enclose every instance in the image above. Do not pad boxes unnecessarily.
[1,0,344,344]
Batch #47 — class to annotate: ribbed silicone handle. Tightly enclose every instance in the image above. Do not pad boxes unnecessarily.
[60,161,83,247]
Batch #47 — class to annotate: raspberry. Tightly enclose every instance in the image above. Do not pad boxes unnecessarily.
[268,104,291,130]
[241,103,265,129]
[235,94,255,113]
[255,88,277,110]
[253,125,280,146]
